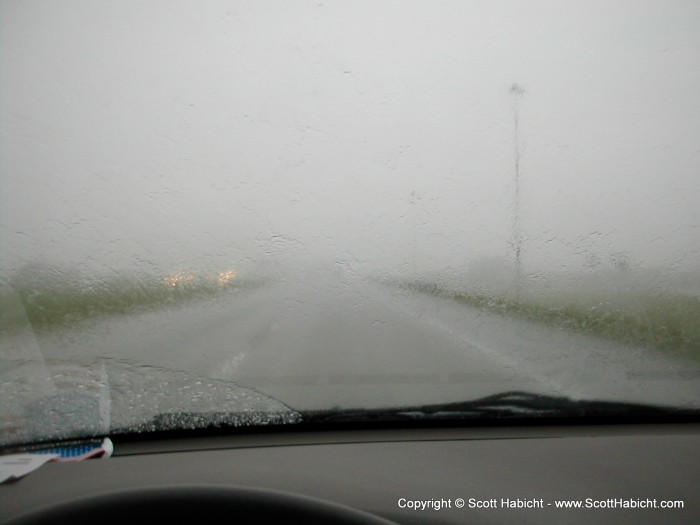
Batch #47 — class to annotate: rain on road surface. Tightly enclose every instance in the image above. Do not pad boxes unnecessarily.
[13,274,700,413]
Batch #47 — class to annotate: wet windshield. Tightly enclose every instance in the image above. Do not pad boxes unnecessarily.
[2,0,699,446]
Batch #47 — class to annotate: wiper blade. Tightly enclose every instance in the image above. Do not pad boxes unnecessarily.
[302,391,700,423]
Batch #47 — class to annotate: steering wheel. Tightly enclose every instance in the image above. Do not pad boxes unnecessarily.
[5,486,399,525]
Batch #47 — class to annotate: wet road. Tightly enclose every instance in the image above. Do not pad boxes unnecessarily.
[16,274,700,412]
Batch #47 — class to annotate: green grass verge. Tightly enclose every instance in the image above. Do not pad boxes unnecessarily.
[397,280,700,359]
[1,272,266,333]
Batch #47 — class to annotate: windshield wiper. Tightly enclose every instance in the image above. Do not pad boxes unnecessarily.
[301,391,700,424]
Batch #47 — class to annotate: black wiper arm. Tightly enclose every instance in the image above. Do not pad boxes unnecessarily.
[302,391,700,423]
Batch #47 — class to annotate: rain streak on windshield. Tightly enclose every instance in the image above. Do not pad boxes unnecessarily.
[1,0,700,445]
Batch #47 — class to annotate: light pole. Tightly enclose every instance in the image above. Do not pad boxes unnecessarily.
[410,190,420,277]
[510,83,525,298]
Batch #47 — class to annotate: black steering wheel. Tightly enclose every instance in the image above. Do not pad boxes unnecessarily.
[5,486,398,525]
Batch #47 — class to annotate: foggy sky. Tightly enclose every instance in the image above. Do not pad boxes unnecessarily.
[2,0,699,279]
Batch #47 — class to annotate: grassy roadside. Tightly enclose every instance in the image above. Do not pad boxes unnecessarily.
[1,271,266,333]
[395,280,700,360]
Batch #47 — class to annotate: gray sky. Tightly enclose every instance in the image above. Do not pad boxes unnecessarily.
[2,0,699,279]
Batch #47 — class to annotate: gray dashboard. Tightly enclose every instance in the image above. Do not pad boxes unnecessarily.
[1,424,699,524]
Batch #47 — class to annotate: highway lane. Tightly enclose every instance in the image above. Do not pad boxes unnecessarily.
[8,273,699,414]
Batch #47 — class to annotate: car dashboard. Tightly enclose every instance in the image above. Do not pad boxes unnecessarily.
[1,421,699,525]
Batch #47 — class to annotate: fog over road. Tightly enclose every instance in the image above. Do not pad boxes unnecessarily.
[16,275,700,413]
[3,0,700,450]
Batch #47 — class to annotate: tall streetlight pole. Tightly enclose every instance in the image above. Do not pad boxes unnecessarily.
[410,190,420,276]
[510,83,525,298]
